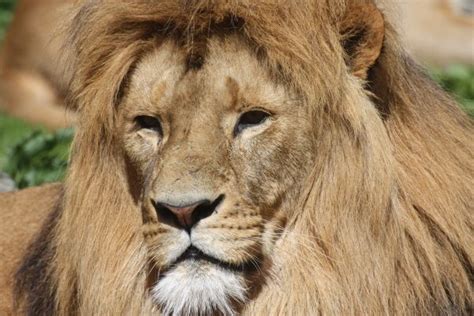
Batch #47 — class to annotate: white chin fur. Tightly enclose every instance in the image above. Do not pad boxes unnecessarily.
[152,260,246,316]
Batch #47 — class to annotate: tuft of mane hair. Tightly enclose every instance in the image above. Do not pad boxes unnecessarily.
[15,0,473,315]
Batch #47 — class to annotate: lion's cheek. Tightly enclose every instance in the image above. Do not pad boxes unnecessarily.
[240,141,310,207]
[122,133,160,177]
[191,225,263,265]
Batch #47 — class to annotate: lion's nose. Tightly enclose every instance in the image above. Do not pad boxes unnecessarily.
[153,195,224,230]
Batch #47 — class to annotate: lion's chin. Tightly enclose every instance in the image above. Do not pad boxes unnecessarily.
[152,258,247,316]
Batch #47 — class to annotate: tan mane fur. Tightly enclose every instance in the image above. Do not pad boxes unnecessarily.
[15,0,473,315]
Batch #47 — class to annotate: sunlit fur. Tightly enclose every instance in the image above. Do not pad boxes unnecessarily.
[14,0,473,315]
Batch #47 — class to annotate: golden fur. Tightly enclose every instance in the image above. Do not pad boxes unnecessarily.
[0,0,76,129]
[1,0,472,315]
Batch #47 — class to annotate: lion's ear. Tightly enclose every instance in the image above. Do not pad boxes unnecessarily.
[340,1,385,80]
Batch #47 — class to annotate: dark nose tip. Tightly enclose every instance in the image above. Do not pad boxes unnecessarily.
[153,195,224,230]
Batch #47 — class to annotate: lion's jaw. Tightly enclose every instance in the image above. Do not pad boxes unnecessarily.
[119,37,314,314]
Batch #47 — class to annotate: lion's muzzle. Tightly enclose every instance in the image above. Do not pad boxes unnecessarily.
[153,194,225,230]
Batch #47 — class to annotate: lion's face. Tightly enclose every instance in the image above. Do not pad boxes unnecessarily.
[119,36,314,314]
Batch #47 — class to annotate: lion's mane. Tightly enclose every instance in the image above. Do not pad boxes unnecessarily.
[16,0,473,315]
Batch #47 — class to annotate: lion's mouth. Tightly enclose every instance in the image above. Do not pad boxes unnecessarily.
[171,246,258,273]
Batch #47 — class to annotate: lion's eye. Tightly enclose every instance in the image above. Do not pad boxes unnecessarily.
[234,110,271,136]
[135,115,163,136]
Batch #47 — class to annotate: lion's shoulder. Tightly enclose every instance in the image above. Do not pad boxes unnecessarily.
[0,183,62,314]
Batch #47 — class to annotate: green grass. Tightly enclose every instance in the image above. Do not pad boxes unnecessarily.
[431,65,474,117]
[0,113,39,167]
[3,127,72,188]
[0,0,15,40]
[0,113,72,189]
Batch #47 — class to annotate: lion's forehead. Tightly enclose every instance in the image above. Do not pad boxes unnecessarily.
[126,37,289,116]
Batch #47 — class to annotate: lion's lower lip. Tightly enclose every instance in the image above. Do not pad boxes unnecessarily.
[172,246,257,273]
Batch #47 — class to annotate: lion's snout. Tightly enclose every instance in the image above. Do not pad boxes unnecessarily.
[153,194,225,230]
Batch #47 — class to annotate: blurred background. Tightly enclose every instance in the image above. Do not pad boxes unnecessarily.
[0,0,473,192]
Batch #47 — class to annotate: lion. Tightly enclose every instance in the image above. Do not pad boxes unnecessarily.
[0,0,77,129]
[0,0,473,315]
